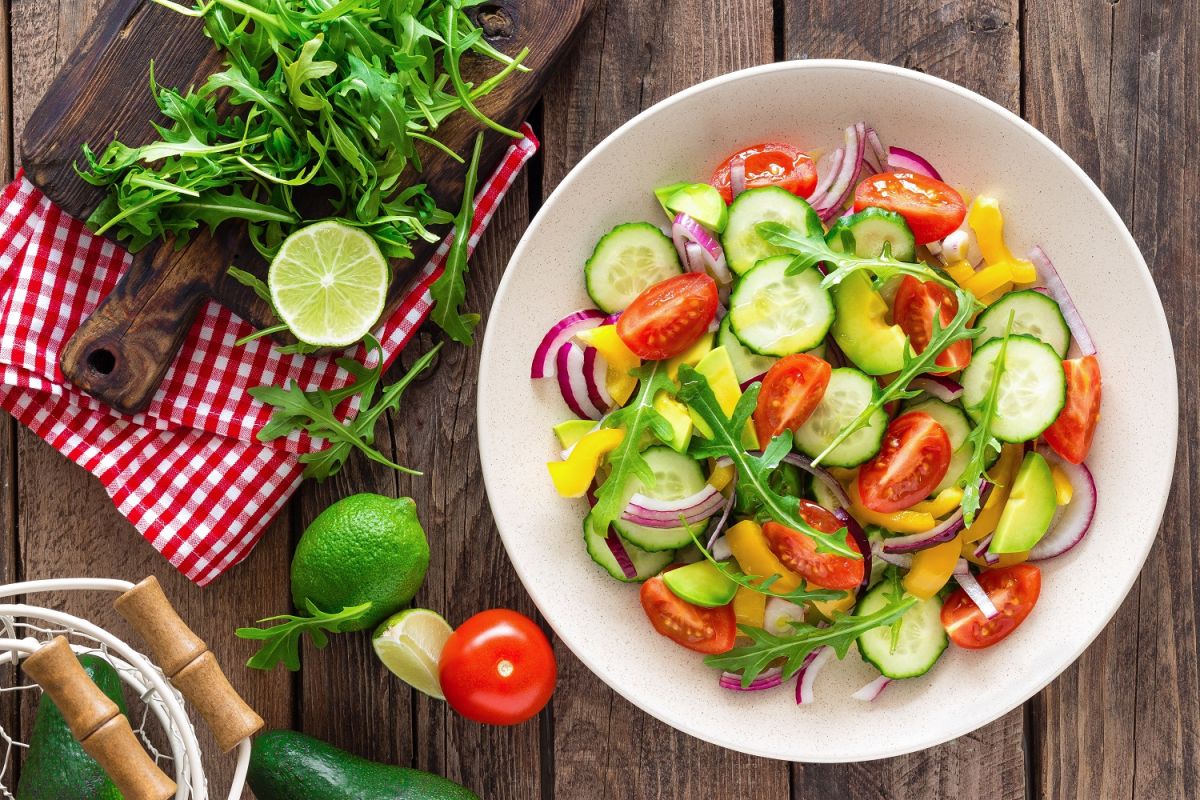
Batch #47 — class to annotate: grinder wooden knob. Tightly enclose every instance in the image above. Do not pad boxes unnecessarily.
[115,576,264,752]
[22,636,177,800]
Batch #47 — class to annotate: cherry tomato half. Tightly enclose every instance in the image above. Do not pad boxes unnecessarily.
[762,501,864,591]
[858,412,952,513]
[438,609,557,726]
[753,354,832,445]
[711,142,818,204]
[1042,355,1102,464]
[854,172,967,245]
[640,574,736,655]
[941,564,1042,649]
[616,273,718,361]
[892,276,973,371]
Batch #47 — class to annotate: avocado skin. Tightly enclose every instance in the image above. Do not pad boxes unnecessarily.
[248,730,480,800]
[17,654,126,800]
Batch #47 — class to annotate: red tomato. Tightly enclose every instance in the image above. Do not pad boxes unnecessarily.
[616,273,718,360]
[892,276,973,371]
[438,609,557,726]
[1042,355,1102,464]
[941,564,1042,649]
[858,412,952,513]
[762,501,864,591]
[753,354,832,444]
[711,142,818,204]
[639,575,736,655]
[854,172,967,244]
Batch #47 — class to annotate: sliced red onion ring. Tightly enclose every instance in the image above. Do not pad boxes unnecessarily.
[763,597,806,635]
[815,123,866,222]
[911,375,964,402]
[1029,246,1096,357]
[602,312,621,325]
[605,530,638,579]
[581,346,612,412]
[720,666,781,692]
[711,535,732,561]
[824,336,848,369]
[954,568,999,619]
[730,156,747,199]
[833,508,872,597]
[1028,451,1096,561]
[881,482,992,554]
[887,146,942,180]
[795,646,834,705]
[531,309,606,379]
[622,484,726,528]
[973,533,1001,566]
[873,542,913,569]
[782,453,852,509]
[865,128,887,170]
[555,342,606,420]
[851,674,893,702]
[706,473,739,548]
[673,213,732,286]
[807,147,845,207]
[739,373,766,393]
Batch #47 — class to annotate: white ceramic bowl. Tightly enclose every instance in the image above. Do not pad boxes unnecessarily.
[478,60,1176,762]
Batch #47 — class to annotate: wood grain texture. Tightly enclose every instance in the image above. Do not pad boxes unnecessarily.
[541,2,790,797]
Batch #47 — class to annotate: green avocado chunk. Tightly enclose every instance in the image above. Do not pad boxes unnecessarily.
[990,451,1057,554]
[662,560,738,607]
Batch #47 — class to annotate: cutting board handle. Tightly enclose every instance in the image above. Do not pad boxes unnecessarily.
[59,233,233,415]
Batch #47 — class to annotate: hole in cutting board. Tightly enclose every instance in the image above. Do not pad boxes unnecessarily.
[87,348,117,375]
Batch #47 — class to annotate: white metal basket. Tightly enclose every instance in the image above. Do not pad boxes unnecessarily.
[0,578,259,800]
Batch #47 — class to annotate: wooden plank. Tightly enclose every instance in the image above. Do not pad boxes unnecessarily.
[541,3,791,797]
[1023,1,1200,798]
[784,3,1026,797]
[7,3,293,798]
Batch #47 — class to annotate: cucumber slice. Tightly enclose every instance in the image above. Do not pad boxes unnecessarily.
[826,207,917,262]
[976,289,1072,358]
[831,271,909,375]
[722,186,823,275]
[793,368,888,467]
[961,335,1066,442]
[584,513,673,582]
[902,398,971,450]
[610,446,710,550]
[585,222,682,313]
[718,316,777,383]
[729,256,834,357]
[856,583,948,679]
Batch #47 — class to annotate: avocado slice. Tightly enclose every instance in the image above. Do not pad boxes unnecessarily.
[653,392,694,453]
[831,271,908,375]
[990,451,1057,554]
[663,560,737,607]
[688,347,759,449]
[553,419,599,450]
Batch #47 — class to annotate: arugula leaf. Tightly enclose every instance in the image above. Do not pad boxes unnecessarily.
[677,366,858,559]
[685,525,847,605]
[705,593,918,686]
[588,363,677,537]
[236,599,372,671]
[959,313,1015,523]
[429,132,483,344]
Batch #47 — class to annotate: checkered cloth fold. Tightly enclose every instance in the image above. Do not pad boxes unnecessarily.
[0,125,537,586]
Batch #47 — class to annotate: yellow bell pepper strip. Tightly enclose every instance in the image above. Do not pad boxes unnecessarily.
[977,282,1015,307]
[576,325,640,405]
[944,259,978,287]
[964,261,1014,299]
[708,461,735,492]
[903,534,963,599]
[732,585,766,628]
[1051,464,1074,505]
[811,587,857,621]
[725,520,803,594]
[910,487,964,517]
[546,428,625,498]
[967,197,1038,285]
[652,392,693,453]
[847,480,936,533]
[961,443,1024,543]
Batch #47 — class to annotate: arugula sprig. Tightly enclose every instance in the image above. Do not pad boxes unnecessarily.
[677,366,858,559]
[706,592,917,686]
[685,525,847,605]
[236,600,372,671]
[959,313,1015,523]
[428,132,484,344]
[249,336,441,479]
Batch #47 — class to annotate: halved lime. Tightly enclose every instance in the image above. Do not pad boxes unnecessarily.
[372,608,453,699]
[268,220,388,347]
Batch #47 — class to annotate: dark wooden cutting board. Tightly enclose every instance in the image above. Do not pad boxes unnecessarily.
[20,0,593,414]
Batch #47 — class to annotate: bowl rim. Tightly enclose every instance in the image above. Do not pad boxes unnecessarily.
[477,58,1178,761]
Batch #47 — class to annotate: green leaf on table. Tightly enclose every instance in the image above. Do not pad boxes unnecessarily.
[236,600,372,671]
[428,132,484,345]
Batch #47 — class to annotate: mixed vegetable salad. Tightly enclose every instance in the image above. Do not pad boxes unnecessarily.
[533,124,1102,702]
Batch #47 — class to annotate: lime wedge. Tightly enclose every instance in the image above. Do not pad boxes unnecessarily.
[372,608,453,699]
[268,220,388,347]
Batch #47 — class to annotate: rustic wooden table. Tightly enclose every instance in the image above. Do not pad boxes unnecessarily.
[0,1,1194,797]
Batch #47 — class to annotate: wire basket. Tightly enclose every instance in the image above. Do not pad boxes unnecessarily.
[0,578,261,800]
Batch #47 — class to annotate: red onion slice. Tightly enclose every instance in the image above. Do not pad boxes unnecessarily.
[531,309,607,379]
[851,674,893,702]
[581,345,612,413]
[555,342,606,420]
[705,473,739,548]
[1029,246,1096,357]
[887,146,943,180]
[781,453,852,509]
[973,533,1000,566]
[730,156,747,199]
[873,541,913,569]
[711,535,732,561]
[807,147,845,208]
[911,375,964,402]
[763,597,806,635]
[720,667,782,692]
[622,484,726,528]
[881,482,992,554]
[865,127,888,173]
[954,569,999,619]
[815,123,867,222]
[795,646,834,705]
[605,530,638,579]
[1028,451,1096,561]
[833,508,873,597]
[673,213,732,286]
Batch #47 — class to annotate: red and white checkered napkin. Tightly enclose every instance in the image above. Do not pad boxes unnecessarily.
[0,125,537,586]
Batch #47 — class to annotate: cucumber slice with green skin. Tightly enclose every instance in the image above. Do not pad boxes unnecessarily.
[718,315,777,383]
[961,335,1066,442]
[976,290,1072,358]
[729,256,834,356]
[793,368,888,467]
[826,207,917,262]
[661,183,729,232]
[663,560,737,606]
[585,222,683,313]
[856,583,948,679]
[584,512,673,582]
[610,446,710,550]
[831,271,909,375]
[902,398,971,450]
[722,186,823,275]
[990,451,1057,553]
[930,440,1001,496]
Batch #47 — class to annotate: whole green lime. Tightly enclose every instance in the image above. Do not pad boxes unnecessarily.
[291,494,429,631]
